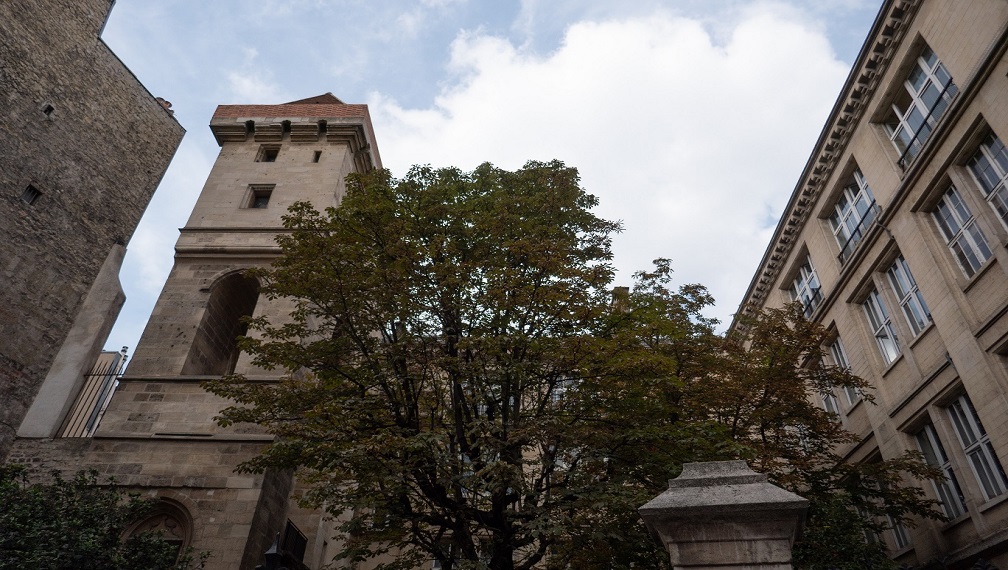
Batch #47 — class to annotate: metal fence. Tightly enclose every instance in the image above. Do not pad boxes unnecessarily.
[58,350,127,438]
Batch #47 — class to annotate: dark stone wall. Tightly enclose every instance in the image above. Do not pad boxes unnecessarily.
[239,469,295,570]
[0,0,185,456]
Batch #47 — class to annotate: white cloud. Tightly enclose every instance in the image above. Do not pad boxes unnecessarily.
[421,0,467,8]
[369,6,849,327]
[225,47,291,103]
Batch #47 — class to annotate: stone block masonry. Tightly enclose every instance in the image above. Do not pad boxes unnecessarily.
[0,0,184,457]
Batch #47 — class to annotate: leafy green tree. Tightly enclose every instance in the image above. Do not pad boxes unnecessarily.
[720,304,944,570]
[207,161,940,570]
[0,465,206,570]
[207,161,725,570]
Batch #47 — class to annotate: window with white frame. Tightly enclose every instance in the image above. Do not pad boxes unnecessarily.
[829,337,859,406]
[830,169,878,263]
[915,422,967,519]
[884,45,958,166]
[886,509,911,550]
[967,132,1008,228]
[863,289,900,364]
[886,255,931,337]
[947,394,1008,501]
[821,389,840,416]
[789,256,822,318]
[934,185,993,277]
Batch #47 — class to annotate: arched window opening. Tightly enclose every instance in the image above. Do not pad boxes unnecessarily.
[182,273,260,376]
[125,499,193,559]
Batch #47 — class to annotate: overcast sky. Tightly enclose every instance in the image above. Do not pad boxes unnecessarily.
[100,0,882,356]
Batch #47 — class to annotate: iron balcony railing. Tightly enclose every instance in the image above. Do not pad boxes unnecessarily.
[801,287,823,319]
[837,202,881,264]
[896,78,958,170]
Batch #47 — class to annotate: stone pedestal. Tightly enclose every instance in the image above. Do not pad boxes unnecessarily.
[639,460,808,570]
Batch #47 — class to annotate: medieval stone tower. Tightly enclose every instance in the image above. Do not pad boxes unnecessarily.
[9,93,382,570]
[0,0,184,459]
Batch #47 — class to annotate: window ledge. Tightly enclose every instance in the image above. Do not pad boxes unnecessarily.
[892,544,915,558]
[881,353,905,378]
[941,512,972,531]
[844,396,864,416]
[963,256,999,294]
[978,492,1008,513]
[908,321,936,349]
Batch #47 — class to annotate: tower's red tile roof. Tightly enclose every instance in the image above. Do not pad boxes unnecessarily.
[284,92,344,105]
[212,103,368,119]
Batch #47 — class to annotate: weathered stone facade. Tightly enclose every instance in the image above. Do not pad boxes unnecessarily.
[10,94,382,569]
[0,0,184,456]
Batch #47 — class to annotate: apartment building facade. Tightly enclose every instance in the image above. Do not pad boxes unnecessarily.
[734,0,1008,566]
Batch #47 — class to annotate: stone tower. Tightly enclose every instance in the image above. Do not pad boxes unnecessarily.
[9,94,381,570]
[0,0,184,458]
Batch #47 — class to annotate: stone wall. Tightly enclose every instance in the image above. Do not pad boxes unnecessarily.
[7,436,275,569]
[0,0,185,456]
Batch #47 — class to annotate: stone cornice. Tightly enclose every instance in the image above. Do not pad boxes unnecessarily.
[209,103,383,170]
[730,0,920,335]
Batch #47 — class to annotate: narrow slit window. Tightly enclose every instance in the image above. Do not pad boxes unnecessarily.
[312,151,322,163]
[21,184,41,205]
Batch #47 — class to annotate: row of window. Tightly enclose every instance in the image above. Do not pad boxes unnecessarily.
[796,251,929,374]
[255,144,322,164]
[798,42,1003,289]
[915,393,1008,521]
[791,133,1007,335]
[830,384,1008,548]
[812,128,1004,290]
[796,40,1008,555]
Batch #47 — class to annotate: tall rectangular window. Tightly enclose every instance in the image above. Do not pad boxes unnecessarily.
[886,255,930,337]
[830,169,878,263]
[947,394,1008,501]
[916,422,967,519]
[789,256,822,318]
[829,337,859,405]
[863,289,900,364]
[968,132,1008,228]
[934,186,993,277]
[885,45,957,166]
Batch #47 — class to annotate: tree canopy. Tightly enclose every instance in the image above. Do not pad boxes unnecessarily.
[207,161,940,570]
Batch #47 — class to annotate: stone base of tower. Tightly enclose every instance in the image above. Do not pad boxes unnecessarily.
[6,436,326,570]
